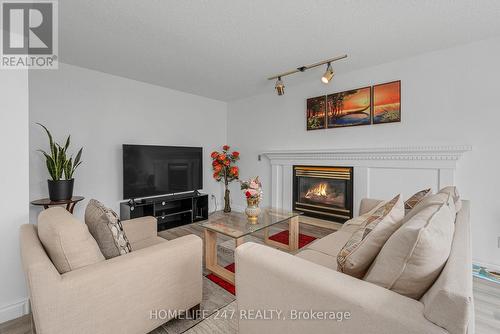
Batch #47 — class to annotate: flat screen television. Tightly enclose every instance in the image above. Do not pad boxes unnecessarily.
[123,145,203,199]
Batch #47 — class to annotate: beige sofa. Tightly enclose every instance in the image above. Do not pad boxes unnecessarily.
[20,214,202,334]
[236,199,473,334]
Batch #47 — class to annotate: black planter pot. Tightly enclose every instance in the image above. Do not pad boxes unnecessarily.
[48,179,74,201]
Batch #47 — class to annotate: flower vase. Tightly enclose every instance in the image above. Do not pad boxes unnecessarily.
[223,187,231,213]
[245,197,261,221]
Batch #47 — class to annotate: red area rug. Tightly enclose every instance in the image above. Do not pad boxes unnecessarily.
[206,230,316,295]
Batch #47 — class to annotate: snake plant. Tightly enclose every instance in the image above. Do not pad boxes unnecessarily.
[37,123,83,181]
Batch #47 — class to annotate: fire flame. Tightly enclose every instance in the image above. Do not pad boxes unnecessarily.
[305,183,328,198]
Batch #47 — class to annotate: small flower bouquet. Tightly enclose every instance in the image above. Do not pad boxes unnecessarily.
[240,177,263,220]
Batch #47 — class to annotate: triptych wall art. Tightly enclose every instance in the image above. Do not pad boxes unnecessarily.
[306,80,401,131]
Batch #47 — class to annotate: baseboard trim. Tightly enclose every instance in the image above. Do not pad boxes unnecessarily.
[474,260,500,273]
[0,298,29,323]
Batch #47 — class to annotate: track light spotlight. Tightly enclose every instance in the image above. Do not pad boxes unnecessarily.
[275,77,285,96]
[321,63,334,84]
[267,54,347,95]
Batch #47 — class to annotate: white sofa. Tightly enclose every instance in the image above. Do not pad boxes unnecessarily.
[235,199,473,334]
[20,212,202,334]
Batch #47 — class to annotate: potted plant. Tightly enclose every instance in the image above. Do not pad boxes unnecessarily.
[37,123,83,201]
[211,145,239,212]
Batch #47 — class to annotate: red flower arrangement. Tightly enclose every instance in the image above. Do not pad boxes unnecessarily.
[211,145,240,212]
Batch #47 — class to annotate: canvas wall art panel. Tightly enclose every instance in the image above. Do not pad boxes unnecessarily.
[306,96,327,130]
[372,80,401,124]
[326,87,371,128]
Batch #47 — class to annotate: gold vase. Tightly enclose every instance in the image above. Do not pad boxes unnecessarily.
[245,197,261,222]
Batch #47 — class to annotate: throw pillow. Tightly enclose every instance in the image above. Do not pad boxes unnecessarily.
[38,207,105,274]
[340,200,385,235]
[337,194,404,278]
[85,199,132,259]
[404,188,431,214]
[364,192,456,299]
[438,186,462,212]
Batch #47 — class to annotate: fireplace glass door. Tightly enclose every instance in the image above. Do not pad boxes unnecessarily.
[297,178,347,209]
[293,166,353,223]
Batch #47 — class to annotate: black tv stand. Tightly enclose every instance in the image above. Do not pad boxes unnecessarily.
[120,192,208,232]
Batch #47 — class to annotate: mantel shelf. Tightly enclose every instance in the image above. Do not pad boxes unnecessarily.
[261,145,472,163]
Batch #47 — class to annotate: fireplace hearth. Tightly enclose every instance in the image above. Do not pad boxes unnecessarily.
[293,166,353,223]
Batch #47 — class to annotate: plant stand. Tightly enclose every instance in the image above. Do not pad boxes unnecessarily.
[30,196,85,214]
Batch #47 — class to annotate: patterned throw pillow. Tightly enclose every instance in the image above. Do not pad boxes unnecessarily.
[337,194,404,278]
[85,199,132,259]
[404,188,432,214]
[340,201,385,235]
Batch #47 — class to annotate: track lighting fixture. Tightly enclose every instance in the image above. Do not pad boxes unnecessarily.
[321,62,334,84]
[267,54,347,96]
[275,77,285,96]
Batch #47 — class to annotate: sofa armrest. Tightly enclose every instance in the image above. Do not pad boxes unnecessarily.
[122,216,157,243]
[235,243,447,334]
[29,234,202,334]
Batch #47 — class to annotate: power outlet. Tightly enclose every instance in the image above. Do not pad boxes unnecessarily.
[210,194,217,213]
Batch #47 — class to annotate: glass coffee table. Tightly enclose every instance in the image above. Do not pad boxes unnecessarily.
[199,208,301,284]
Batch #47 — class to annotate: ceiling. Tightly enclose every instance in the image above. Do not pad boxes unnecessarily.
[60,1,500,101]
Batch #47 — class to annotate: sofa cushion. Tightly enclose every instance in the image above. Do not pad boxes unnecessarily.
[364,193,456,299]
[121,216,157,244]
[85,199,132,259]
[337,195,404,278]
[438,186,462,212]
[405,188,431,214]
[296,249,338,270]
[305,229,353,258]
[38,207,105,274]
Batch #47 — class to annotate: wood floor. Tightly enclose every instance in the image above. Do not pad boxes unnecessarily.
[0,218,333,334]
[473,277,500,333]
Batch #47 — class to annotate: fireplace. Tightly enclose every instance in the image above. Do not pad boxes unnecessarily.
[293,166,353,223]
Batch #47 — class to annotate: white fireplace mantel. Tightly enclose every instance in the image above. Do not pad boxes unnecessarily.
[261,145,471,220]
[262,145,471,166]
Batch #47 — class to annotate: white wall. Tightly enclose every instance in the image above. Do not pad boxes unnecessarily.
[0,69,29,322]
[29,63,227,222]
[227,37,500,270]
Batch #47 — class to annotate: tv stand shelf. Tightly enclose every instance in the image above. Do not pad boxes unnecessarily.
[120,192,208,232]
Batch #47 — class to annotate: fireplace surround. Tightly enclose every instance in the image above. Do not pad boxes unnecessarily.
[262,146,470,227]
[293,166,353,223]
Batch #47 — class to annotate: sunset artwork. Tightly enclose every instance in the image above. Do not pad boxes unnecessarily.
[326,87,371,128]
[306,96,326,130]
[372,81,401,124]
